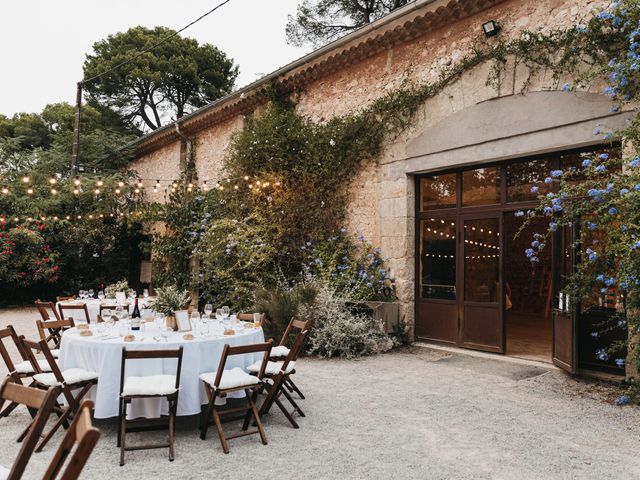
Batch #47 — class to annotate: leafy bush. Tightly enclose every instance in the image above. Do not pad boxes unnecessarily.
[300,281,392,358]
[0,224,58,287]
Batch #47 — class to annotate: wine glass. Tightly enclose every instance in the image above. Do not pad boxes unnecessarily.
[215,308,223,320]
[115,306,124,322]
[190,311,201,331]
[88,289,94,299]
[78,290,85,300]
[143,289,149,299]
[97,290,105,301]
[155,312,165,331]
[204,303,213,319]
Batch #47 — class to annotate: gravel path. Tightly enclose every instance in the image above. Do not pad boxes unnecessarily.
[1,307,639,479]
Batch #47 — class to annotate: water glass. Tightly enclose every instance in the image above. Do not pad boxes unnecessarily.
[97,290,105,301]
[143,289,149,299]
[204,303,213,318]
[222,306,230,320]
[215,308,223,321]
[88,289,94,298]
[96,322,106,335]
[155,312,165,331]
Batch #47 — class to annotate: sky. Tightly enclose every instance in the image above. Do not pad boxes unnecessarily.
[0,0,310,117]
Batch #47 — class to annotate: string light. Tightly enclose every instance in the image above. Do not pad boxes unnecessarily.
[73,188,80,195]
[96,178,104,187]
[49,176,57,185]
[94,188,101,195]
[22,176,30,183]
[74,176,81,186]
[27,187,33,195]
[1,186,8,194]
[115,188,121,194]
[50,188,57,195]
[118,181,125,188]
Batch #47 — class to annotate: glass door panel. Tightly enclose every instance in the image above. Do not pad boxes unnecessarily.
[415,217,458,343]
[460,216,504,352]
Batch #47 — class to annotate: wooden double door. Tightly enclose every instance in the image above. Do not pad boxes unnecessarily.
[416,211,577,371]
[416,212,504,352]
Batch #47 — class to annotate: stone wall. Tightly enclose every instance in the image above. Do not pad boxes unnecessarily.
[130,0,613,336]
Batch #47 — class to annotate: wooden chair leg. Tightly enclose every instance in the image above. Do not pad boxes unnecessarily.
[0,401,19,418]
[117,398,123,448]
[281,387,305,418]
[36,405,73,452]
[200,392,216,441]
[212,408,229,454]
[274,394,299,429]
[246,389,268,445]
[168,403,175,462]
[119,407,127,466]
[286,378,305,399]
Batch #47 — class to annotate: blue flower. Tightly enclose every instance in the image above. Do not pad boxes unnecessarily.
[587,222,597,231]
[587,188,602,197]
[531,186,539,193]
[635,185,640,191]
[611,105,620,113]
[592,128,601,136]
[586,248,597,261]
[605,277,616,287]
[529,256,539,263]
[615,395,629,406]
[615,359,625,368]
[599,153,609,160]
[609,207,618,215]
[605,132,614,140]
[562,83,571,92]
[633,241,640,249]
[582,159,592,168]
[531,240,540,248]
[544,177,553,184]
[596,348,609,361]
[630,157,640,168]
[550,170,563,178]
[514,210,525,217]
[525,248,535,258]
[590,332,599,338]
[575,25,587,33]
[549,222,558,232]
[595,165,607,173]
[604,85,617,98]
[543,206,553,216]
[620,188,630,196]
[596,274,605,282]
[618,319,627,328]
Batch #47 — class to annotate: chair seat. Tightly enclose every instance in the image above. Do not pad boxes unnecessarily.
[14,359,52,374]
[50,348,60,358]
[248,360,296,376]
[270,345,290,358]
[0,464,8,480]
[199,367,260,390]
[33,368,98,386]
[122,375,178,396]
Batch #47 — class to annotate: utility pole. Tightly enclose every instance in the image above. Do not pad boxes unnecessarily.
[70,82,83,175]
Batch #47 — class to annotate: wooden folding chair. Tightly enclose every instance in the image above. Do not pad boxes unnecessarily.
[269,318,310,399]
[0,379,60,480]
[36,319,74,359]
[199,340,272,454]
[252,330,309,429]
[43,400,100,480]
[56,296,76,302]
[118,346,183,466]
[0,325,51,419]
[36,300,62,322]
[237,312,265,324]
[20,338,98,452]
[58,303,91,324]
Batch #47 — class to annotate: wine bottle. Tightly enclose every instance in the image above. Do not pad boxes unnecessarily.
[131,297,141,330]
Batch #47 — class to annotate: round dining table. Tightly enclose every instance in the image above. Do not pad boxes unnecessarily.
[58,322,265,419]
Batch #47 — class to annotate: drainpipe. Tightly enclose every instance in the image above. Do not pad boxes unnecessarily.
[174,121,193,169]
[173,121,199,306]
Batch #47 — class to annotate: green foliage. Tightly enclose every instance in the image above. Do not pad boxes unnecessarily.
[0,224,58,287]
[83,26,239,131]
[286,0,409,47]
[105,279,129,299]
[150,285,191,316]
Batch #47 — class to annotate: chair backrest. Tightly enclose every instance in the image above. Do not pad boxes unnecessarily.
[99,303,126,314]
[56,295,76,302]
[119,347,184,397]
[281,329,309,372]
[36,319,74,352]
[42,400,100,480]
[0,325,28,378]
[21,338,77,407]
[35,300,62,322]
[58,303,91,324]
[0,378,60,480]
[279,318,310,347]
[213,340,273,388]
[237,312,265,324]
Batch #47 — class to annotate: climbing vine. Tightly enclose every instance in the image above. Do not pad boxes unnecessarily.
[151,1,640,356]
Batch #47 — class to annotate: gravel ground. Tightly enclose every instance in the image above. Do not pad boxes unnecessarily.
[1,307,640,479]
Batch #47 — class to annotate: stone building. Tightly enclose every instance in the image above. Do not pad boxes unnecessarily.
[130,0,630,375]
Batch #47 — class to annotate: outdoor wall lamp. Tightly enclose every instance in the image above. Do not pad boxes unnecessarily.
[482,20,501,37]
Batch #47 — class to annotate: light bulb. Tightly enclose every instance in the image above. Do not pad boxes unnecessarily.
[27,188,33,194]
[74,177,81,186]
[118,181,125,187]
[94,188,100,195]
[137,181,143,188]
[73,188,80,195]
[244,176,249,181]
[96,178,104,187]
[22,176,29,183]
[51,188,57,195]
[1,186,8,194]
[115,188,121,194]
[49,177,57,185]
[134,188,140,193]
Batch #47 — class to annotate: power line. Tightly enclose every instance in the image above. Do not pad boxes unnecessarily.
[81,0,233,85]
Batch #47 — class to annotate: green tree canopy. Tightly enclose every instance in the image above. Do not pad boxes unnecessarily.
[83,26,239,131]
[286,0,408,47]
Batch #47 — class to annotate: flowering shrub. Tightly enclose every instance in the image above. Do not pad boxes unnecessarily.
[104,279,129,299]
[300,281,393,358]
[520,0,640,401]
[0,224,58,287]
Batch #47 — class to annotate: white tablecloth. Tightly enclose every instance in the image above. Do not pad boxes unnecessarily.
[56,299,153,323]
[58,323,265,419]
